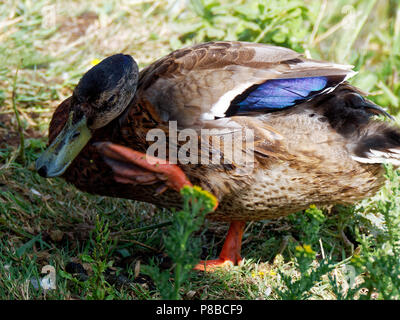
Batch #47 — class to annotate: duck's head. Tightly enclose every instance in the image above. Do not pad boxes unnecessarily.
[36,54,139,178]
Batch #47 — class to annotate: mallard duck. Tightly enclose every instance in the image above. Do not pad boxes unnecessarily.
[36,41,400,271]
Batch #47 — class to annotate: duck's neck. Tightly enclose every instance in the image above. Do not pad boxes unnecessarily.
[111,95,163,151]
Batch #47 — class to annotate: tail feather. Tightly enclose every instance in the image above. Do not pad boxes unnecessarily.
[351,151,400,166]
[351,124,400,166]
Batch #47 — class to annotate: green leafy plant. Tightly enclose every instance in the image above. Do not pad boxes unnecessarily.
[142,186,217,300]
[61,214,116,300]
[347,166,400,299]
[275,165,400,300]
[275,205,334,299]
[176,0,310,52]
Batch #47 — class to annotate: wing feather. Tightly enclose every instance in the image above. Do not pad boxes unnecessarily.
[137,41,354,128]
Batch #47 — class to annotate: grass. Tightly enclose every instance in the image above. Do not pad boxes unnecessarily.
[1,0,400,300]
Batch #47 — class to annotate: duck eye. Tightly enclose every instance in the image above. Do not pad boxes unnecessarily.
[107,94,116,105]
[71,131,80,139]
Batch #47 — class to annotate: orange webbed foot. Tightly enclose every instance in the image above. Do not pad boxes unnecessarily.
[194,221,246,272]
[95,142,192,192]
[194,259,237,272]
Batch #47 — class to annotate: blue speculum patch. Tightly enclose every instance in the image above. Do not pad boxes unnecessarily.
[237,76,328,110]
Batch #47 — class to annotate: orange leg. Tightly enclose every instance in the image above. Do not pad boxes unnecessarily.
[194,221,246,272]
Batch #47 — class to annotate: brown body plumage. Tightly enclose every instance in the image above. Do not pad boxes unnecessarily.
[43,41,400,222]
